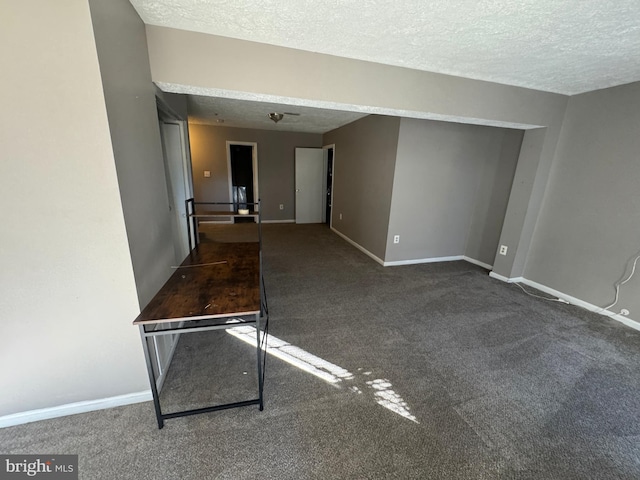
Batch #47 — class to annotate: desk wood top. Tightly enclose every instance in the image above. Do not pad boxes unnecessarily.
[133,242,260,325]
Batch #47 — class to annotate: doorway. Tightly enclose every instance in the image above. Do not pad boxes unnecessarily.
[157,111,194,262]
[324,145,334,226]
[155,96,195,389]
[226,142,258,223]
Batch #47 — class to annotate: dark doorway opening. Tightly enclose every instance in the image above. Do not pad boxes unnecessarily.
[229,144,255,223]
[325,147,334,225]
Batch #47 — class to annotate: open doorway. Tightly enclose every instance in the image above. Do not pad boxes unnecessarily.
[226,141,258,223]
[155,96,195,390]
[157,101,194,263]
[323,145,335,226]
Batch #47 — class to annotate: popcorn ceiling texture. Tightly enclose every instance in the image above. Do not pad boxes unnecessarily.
[131,0,640,95]
[184,93,367,134]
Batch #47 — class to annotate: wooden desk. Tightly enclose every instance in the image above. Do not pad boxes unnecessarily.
[134,242,265,429]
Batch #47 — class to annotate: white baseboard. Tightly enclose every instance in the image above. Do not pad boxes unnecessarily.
[330,227,385,265]
[0,391,152,429]
[489,272,524,283]
[262,219,295,224]
[462,256,493,270]
[384,255,464,267]
[1,327,183,429]
[489,273,640,332]
[330,228,495,270]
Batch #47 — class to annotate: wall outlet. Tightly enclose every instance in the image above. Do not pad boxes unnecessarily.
[499,245,508,255]
[393,235,400,244]
[279,204,284,210]
[339,213,342,220]
[203,170,211,178]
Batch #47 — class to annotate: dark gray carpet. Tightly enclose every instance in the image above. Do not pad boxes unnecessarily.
[2,224,640,479]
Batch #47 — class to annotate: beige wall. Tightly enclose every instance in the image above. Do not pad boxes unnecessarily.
[89,0,175,308]
[146,27,565,127]
[0,0,146,417]
[324,116,401,260]
[189,124,323,221]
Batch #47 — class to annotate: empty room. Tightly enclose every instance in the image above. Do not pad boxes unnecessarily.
[2,1,640,479]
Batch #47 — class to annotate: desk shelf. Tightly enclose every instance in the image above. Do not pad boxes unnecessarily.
[189,210,259,219]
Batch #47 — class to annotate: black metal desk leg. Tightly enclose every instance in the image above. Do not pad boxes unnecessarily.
[255,313,264,410]
[139,326,164,429]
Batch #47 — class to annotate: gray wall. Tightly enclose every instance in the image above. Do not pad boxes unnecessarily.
[465,128,524,265]
[324,115,401,260]
[385,119,522,264]
[89,0,174,308]
[0,0,146,416]
[155,87,189,120]
[525,82,640,318]
[189,124,322,221]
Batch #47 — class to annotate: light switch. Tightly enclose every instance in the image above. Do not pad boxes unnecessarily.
[204,171,211,178]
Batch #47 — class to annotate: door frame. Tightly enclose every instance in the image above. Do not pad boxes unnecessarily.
[155,95,195,391]
[295,147,325,224]
[323,144,335,228]
[226,141,259,211]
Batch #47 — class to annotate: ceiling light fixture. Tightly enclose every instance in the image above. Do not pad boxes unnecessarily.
[268,112,284,123]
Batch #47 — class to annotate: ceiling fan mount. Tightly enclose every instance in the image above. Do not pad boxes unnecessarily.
[268,112,300,123]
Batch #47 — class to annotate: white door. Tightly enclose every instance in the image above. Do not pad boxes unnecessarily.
[160,121,190,262]
[295,148,324,223]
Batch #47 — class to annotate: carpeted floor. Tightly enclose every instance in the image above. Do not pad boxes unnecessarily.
[2,224,640,479]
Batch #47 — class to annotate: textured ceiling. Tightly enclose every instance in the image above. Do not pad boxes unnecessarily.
[186,94,367,134]
[131,0,640,95]
[134,0,640,132]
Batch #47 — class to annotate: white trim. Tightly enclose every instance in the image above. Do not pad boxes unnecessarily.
[384,255,464,267]
[262,219,295,224]
[489,274,640,332]
[226,141,259,209]
[489,272,523,283]
[330,227,385,265]
[0,391,152,428]
[462,256,493,270]
[330,230,494,270]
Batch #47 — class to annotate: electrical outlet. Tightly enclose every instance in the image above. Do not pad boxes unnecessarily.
[393,235,400,244]
[339,213,342,220]
[203,170,211,178]
[279,204,284,210]
[499,245,508,255]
